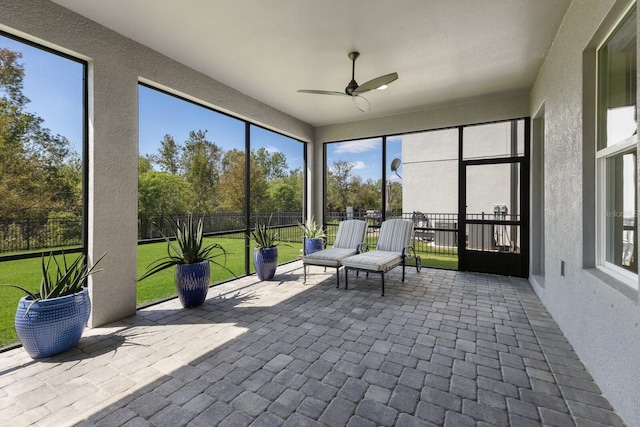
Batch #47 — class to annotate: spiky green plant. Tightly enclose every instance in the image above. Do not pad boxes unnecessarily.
[298,217,326,239]
[1,251,106,306]
[138,215,230,281]
[250,217,279,249]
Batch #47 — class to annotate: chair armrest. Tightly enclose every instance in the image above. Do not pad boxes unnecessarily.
[402,246,411,259]
[357,242,369,253]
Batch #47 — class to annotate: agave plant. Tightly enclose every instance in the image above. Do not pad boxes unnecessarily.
[298,217,326,239]
[138,215,229,281]
[1,251,106,305]
[250,221,279,249]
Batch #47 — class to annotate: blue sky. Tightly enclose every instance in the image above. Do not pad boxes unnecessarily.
[138,85,305,172]
[2,34,398,182]
[1,35,84,155]
[326,136,403,183]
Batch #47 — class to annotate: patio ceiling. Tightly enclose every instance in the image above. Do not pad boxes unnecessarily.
[51,0,571,127]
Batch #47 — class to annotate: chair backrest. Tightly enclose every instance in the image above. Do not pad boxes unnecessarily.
[333,220,368,249]
[376,219,414,252]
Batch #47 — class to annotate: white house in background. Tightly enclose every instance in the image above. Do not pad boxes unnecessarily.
[402,120,525,251]
[402,121,524,215]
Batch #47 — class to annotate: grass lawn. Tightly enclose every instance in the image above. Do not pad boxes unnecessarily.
[0,237,303,348]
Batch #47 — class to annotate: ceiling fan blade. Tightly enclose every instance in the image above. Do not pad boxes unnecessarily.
[297,90,350,97]
[352,95,370,112]
[353,72,398,94]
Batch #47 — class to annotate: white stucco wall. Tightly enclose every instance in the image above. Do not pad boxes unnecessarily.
[402,128,459,214]
[0,0,313,327]
[402,121,521,217]
[530,0,639,424]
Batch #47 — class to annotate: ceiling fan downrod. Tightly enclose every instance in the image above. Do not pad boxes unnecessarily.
[345,52,360,95]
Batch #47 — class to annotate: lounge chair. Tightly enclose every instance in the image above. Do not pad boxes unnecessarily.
[342,219,419,296]
[302,219,368,288]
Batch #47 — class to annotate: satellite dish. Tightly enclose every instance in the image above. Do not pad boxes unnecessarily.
[390,158,402,179]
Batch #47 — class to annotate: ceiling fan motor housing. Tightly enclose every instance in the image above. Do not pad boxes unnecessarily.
[345,79,358,95]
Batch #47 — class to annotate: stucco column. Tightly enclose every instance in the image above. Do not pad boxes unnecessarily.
[310,136,324,224]
[87,63,138,327]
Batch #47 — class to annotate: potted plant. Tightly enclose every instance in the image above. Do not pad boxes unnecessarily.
[2,251,105,359]
[138,215,229,309]
[299,217,326,255]
[250,218,279,281]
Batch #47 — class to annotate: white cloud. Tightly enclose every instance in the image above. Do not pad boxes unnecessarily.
[334,138,381,154]
[327,160,366,173]
[387,135,402,144]
[352,160,366,170]
[263,145,281,153]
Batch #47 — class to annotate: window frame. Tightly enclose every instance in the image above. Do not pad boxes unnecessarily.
[0,30,89,261]
[595,4,638,291]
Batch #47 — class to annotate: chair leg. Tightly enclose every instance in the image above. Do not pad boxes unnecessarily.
[345,267,349,290]
[303,264,307,283]
[336,267,340,288]
[381,273,385,296]
[402,259,406,282]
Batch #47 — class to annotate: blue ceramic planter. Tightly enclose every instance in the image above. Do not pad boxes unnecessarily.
[254,247,278,281]
[175,261,210,308]
[15,288,90,359]
[304,237,324,255]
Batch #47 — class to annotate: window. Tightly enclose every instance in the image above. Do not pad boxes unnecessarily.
[137,85,307,305]
[596,5,638,287]
[0,34,86,256]
[0,33,86,347]
[249,125,305,266]
[385,135,403,216]
[324,138,383,220]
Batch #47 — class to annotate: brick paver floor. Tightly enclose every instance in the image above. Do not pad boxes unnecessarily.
[0,261,627,426]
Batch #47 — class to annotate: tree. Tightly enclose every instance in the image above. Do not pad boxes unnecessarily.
[0,48,80,219]
[217,149,270,212]
[268,182,299,212]
[388,180,403,211]
[349,176,381,211]
[217,149,245,212]
[326,160,354,211]
[154,134,181,174]
[266,167,303,212]
[181,130,222,213]
[138,156,152,174]
[253,147,287,181]
[138,171,194,238]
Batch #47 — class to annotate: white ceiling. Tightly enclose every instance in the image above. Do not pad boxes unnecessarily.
[51,0,570,128]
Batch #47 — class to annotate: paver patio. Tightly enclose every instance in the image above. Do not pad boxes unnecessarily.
[0,261,626,426]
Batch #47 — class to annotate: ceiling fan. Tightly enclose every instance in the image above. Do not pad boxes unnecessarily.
[298,52,398,112]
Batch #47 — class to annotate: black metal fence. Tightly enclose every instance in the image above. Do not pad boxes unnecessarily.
[0,217,82,254]
[0,211,459,262]
[139,212,304,242]
[325,211,459,257]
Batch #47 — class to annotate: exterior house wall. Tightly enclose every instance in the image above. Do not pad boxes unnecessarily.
[402,129,459,215]
[0,0,313,327]
[402,122,519,216]
[530,0,639,424]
